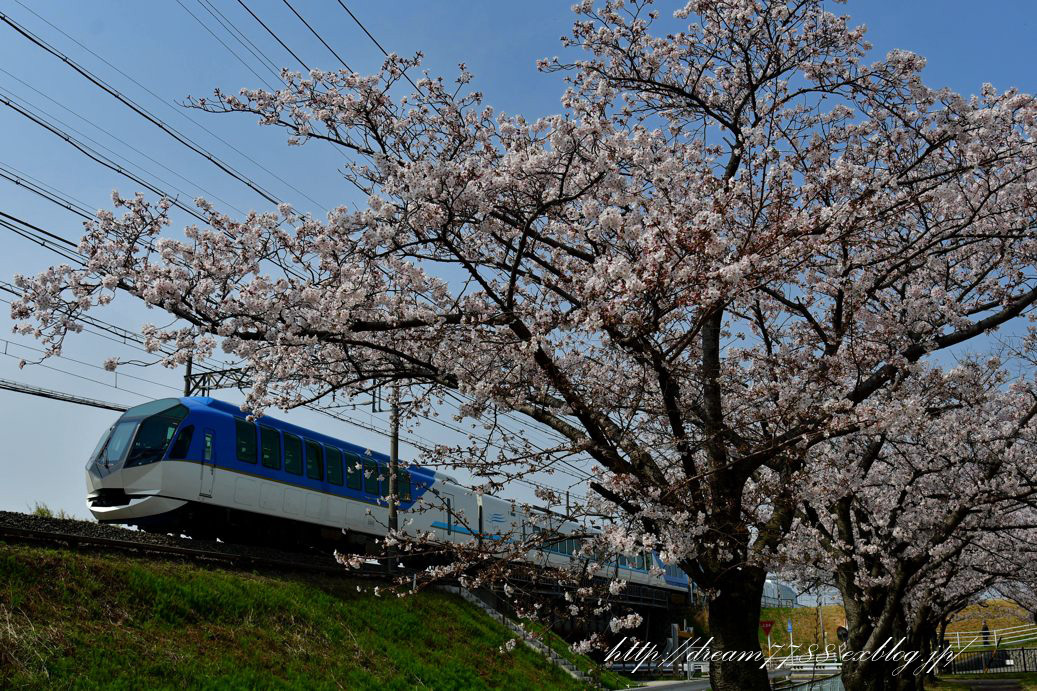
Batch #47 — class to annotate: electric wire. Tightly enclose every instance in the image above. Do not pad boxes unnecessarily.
[0,66,249,216]
[235,0,310,71]
[0,337,188,392]
[174,0,279,92]
[10,0,328,212]
[0,162,94,220]
[196,0,282,79]
[280,0,353,72]
[0,85,220,222]
[0,91,210,224]
[0,9,288,208]
[335,0,421,94]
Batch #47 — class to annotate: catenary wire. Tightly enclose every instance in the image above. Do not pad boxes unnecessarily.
[10,0,328,212]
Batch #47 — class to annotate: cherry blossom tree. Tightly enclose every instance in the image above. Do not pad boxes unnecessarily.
[789,361,1037,690]
[12,1,1037,688]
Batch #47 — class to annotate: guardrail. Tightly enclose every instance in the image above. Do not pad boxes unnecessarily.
[948,623,1037,649]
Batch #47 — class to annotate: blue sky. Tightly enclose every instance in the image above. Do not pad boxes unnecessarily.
[0,1,1035,518]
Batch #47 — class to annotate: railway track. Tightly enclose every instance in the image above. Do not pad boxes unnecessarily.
[0,518,394,580]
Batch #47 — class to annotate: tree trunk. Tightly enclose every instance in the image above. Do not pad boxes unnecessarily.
[706,565,771,691]
[842,609,928,691]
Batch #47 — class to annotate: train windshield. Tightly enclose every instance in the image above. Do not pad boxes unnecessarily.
[87,426,113,466]
[104,421,137,465]
[124,403,188,467]
[89,399,189,470]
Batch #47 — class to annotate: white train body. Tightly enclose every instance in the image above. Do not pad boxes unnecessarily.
[85,397,694,595]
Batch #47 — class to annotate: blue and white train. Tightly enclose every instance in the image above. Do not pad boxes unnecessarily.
[85,397,695,596]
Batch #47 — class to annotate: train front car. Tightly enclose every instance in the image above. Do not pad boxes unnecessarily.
[85,397,195,530]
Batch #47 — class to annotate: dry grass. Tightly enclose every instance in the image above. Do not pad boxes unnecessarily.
[945,599,1032,634]
[0,603,59,686]
[759,604,847,650]
[760,599,1033,652]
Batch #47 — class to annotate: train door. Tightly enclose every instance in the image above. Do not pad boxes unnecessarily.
[199,428,216,498]
[477,494,484,546]
[438,491,456,543]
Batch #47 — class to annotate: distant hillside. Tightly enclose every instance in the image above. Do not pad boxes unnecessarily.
[760,601,1034,651]
[0,543,589,689]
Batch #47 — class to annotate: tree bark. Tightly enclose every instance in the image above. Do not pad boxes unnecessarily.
[842,609,928,691]
[706,565,771,691]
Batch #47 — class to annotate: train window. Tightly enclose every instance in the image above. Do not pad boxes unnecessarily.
[87,426,113,467]
[305,440,323,481]
[127,405,190,468]
[446,498,452,535]
[168,425,194,460]
[204,433,213,462]
[284,434,303,475]
[235,419,258,464]
[399,470,411,501]
[363,460,379,494]
[102,423,132,464]
[259,426,281,470]
[378,466,389,497]
[345,453,362,490]
[325,446,344,486]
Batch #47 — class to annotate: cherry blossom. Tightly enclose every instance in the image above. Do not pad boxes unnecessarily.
[11,2,1037,689]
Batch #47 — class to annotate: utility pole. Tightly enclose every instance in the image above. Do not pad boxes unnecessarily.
[388,383,399,534]
[819,594,827,652]
[818,594,825,651]
[183,355,193,396]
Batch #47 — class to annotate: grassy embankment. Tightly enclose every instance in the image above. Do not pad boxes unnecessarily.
[521,619,638,689]
[758,604,847,652]
[0,542,616,689]
[759,600,1033,652]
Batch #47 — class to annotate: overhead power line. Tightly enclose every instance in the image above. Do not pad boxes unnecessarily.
[236,0,310,71]
[0,161,94,220]
[0,92,210,224]
[281,0,353,72]
[0,209,78,249]
[0,67,248,216]
[0,10,285,208]
[0,279,230,375]
[174,0,279,91]
[335,1,422,94]
[10,0,327,212]
[196,0,282,80]
[0,377,128,412]
[1,5,588,504]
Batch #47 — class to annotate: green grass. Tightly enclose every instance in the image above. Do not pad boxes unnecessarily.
[930,671,1037,690]
[520,619,637,689]
[27,502,73,520]
[0,543,586,690]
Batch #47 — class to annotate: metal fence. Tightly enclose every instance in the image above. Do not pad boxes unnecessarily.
[781,674,844,690]
[947,623,1037,649]
[943,647,1037,674]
